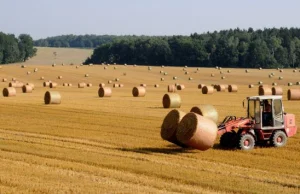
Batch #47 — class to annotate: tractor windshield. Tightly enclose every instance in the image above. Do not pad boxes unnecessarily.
[248,99,260,123]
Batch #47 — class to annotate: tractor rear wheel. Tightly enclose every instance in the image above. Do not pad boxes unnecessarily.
[238,133,255,150]
[220,132,236,148]
[271,130,287,147]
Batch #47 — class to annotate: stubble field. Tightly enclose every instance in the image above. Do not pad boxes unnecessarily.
[0,47,299,194]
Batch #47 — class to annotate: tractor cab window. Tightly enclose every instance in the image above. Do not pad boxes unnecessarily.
[262,99,273,126]
[248,99,260,123]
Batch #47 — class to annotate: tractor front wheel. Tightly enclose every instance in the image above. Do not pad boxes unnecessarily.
[220,132,236,148]
[238,134,255,150]
[271,130,287,147]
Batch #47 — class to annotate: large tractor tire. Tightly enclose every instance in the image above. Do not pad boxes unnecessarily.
[271,130,287,147]
[220,131,237,148]
[238,133,255,150]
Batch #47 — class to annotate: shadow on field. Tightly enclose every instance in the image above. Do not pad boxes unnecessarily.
[147,107,165,109]
[117,147,194,155]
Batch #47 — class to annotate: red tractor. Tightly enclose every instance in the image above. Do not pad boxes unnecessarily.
[218,95,297,150]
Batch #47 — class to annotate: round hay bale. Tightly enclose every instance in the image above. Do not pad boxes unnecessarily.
[52,63,56,67]
[119,84,124,87]
[87,83,92,87]
[279,77,283,80]
[219,71,223,74]
[271,72,275,76]
[12,78,16,81]
[161,78,164,81]
[215,85,226,92]
[168,85,176,93]
[154,84,159,88]
[296,81,300,85]
[132,86,146,97]
[108,80,112,84]
[272,82,277,86]
[50,82,57,88]
[269,74,273,78]
[218,67,222,70]
[202,86,214,94]
[160,70,164,74]
[9,82,23,88]
[98,87,112,97]
[43,82,50,87]
[40,76,45,80]
[176,112,218,151]
[185,71,189,75]
[258,81,263,85]
[190,104,219,123]
[123,72,126,76]
[293,69,297,72]
[189,77,193,80]
[288,89,300,100]
[22,85,33,93]
[176,85,185,90]
[248,84,254,88]
[27,71,31,75]
[21,65,26,68]
[3,87,16,97]
[211,73,215,77]
[272,87,283,95]
[76,66,79,68]
[115,78,119,82]
[140,84,146,87]
[198,84,205,89]
[221,76,225,79]
[245,69,249,73]
[63,83,68,86]
[280,69,283,72]
[227,70,231,73]
[78,82,86,88]
[164,72,168,75]
[288,82,293,86]
[26,83,35,90]
[58,76,63,79]
[44,91,61,104]
[162,93,181,108]
[113,83,119,88]
[161,110,186,146]
[68,83,72,87]
[99,83,105,88]
[258,86,272,96]
[259,67,262,70]
[2,78,7,82]
[173,76,177,80]
[228,85,238,92]
[85,74,89,77]
[215,66,218,69]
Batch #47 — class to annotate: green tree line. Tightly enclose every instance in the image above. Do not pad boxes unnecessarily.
[34,34,120,48]
[85,28,300,68]
[0,32,36,64]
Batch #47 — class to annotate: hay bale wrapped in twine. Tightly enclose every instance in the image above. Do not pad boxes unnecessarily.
[176,112,218,151]
[258,86,272,96]
[3,87,16,97]
[198,84,205,89]
[50,82,57,88]
[161,109,187,147]
[98,87,112,97]
[26,83,35,90]
[22,85,33,93]
[78,82,86,88]
[168,85,176,93]
[44,91,61,104]
[202,86,214,94]
[99,83,105,88]
[132,86,146,97]
[43,81,50,87]
[287,89,300,100]
[272,87,283,95]
[215,85,226,92]
[228,85,238,92]
[162,93,181,108]
[190,104,219,123]
[176,84,185,90]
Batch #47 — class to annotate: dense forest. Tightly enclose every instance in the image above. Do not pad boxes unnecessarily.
[0,32,36,64]
[84,28,300,68]
[34,35,119,48]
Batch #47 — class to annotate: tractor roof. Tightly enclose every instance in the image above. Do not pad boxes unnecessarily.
[247,95,282,100]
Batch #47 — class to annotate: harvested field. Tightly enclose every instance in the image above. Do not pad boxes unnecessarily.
[0,48,299,193]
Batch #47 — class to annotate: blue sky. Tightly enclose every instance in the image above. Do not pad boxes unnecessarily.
[0,0,299,40]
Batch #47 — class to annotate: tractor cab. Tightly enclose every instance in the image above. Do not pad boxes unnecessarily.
[246,95,284,130]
